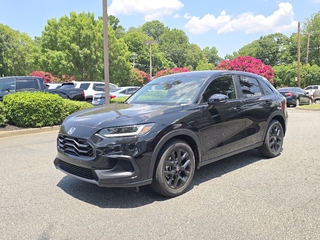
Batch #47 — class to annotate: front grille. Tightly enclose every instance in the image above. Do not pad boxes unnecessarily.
[59,160,96,180]
[58,135,94,158]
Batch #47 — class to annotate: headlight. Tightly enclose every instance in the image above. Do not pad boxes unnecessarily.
[98,123,155,138]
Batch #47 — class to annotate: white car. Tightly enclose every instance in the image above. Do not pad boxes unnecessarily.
[304,85,320,98]
[92,86,140,106]
[110,86,140,99]
[73,81,118,102]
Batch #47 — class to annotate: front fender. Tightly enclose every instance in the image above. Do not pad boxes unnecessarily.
[147,128,201,179]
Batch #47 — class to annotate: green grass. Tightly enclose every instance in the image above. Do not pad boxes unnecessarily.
[296,104,320,110]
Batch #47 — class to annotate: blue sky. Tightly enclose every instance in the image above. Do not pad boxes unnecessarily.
[0,0,319,57]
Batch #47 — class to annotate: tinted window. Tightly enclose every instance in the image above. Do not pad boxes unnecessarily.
[16,78,36,90]
[93,83,105,91]
[127,88,139,94]
[202,76,236,102]
[79,83,90,90]
[238,76,262,98]
[0,78,16,92]
[259,78,274,95]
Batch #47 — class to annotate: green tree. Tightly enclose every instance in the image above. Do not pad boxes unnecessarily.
[196,59,215,70]
[238,33,293,66]
[302,12,320,66]
[39,12,131,84]
[202,46,222,65]
[107,15,125,39]
[141,20,166,41]
[158,28,190,67]
[122,30,169,75]
[185,44,206,70]
[0,24,40,76]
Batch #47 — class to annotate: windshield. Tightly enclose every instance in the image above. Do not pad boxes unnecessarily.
[127,75,207,105]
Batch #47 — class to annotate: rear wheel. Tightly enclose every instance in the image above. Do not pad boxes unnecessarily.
[259,120,284,158]
[151,139,195,197]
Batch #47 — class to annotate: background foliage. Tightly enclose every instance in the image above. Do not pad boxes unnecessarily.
[1,11,320,88]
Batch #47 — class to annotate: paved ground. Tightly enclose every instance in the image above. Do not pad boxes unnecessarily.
[0,108,319,239]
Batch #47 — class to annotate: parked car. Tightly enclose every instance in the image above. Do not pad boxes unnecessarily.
[73,81,118,102]
[277,87,312,107]
[304,85,320,97]
[54,70,288,197]
[0,76,85,101]
[47,82,85,101]
[46,83,62,89]
[0,76,46,101]
[92,86,140,105]
[312,89,320,104]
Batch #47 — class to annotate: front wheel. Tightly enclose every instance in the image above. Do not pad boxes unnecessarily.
[295,98,300,107]
[151,139,195,197]
[258,120,284,158]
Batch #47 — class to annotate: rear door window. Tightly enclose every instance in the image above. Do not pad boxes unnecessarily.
[238,76,262,98]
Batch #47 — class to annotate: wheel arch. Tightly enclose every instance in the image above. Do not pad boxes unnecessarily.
[147,129,201,179]
[266,111,287,137]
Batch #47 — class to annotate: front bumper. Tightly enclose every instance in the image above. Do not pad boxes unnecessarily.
[54,133,154,188]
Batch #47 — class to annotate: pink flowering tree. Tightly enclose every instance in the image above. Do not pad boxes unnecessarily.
[154,67,191,79]
[29,71,55,83]
[216,56,274,83]
[130,68,150,86]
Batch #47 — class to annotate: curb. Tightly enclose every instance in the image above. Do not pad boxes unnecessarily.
[0,125,60,138]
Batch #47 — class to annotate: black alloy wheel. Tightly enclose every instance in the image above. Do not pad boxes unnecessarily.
[151,139,195,197]
[259,120,284,158]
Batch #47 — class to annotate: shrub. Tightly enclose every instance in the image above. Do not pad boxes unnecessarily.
[0,102,7,126]
[61,100,93,119]
[216,56,274,83]
[3,92,92,127]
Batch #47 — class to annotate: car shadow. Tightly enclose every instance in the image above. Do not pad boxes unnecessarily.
[56,149,265,208]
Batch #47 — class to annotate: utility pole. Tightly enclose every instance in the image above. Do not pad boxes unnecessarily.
[144,40,157,78]
[297,22,301,88]
[102,0,110,105]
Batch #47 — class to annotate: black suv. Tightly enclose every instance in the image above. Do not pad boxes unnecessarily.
[0,76,46,101]
[54,70,288,197]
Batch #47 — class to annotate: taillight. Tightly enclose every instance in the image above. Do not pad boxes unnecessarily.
[110,95,116,99]
[285,92,293,97]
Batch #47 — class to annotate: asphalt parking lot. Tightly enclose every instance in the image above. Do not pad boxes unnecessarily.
[0,108,319,239]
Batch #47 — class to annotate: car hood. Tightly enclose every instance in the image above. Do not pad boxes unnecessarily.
[60,103,184,138]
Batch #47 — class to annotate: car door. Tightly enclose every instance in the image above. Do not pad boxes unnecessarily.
[296,88,309,104]
[235,74,273,146]
[199,75,247,162]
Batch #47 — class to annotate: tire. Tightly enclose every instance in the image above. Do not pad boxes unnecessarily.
[258,120,284,158]
[315,99,320,104]
[151,139,195,197]
[295,98,300,107]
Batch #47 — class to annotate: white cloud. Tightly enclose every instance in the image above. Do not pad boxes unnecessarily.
[184,13,192,19]
[109,0,184,21]
[184,2,297,35]
[173,14,180,19]
[184,10,231,34]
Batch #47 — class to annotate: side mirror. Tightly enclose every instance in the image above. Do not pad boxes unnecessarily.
[208,94,228,106]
